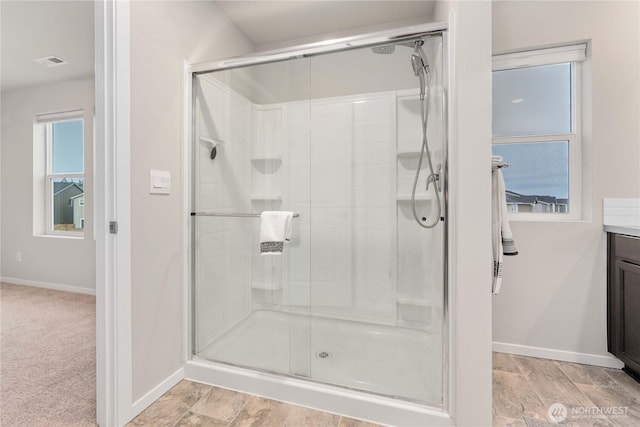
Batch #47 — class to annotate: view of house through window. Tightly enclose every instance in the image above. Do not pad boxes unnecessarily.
[48,119,84,233]
[493,140,569,213]
[492,43,586,218]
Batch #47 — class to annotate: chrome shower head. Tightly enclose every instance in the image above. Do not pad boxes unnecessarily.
[371,39,429,100]
[411,40,429,100]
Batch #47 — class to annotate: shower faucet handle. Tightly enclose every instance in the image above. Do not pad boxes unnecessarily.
[426,164,442,192]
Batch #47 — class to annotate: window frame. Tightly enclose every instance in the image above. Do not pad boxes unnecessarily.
[43,113,85,236]
[492,44,586,221]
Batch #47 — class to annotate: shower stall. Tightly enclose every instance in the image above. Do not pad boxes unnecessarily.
[188,23,449,424]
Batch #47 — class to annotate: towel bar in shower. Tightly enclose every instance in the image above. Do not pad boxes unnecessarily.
[191,212,300,218]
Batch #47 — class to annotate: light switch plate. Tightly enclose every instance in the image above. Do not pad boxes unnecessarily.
[150,170,170,194]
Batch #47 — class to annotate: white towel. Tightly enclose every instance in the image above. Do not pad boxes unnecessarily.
[260,211,293,255]
[492,157,518,295]
[491,155,503,171]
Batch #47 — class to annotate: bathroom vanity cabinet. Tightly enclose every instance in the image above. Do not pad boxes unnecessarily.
[608,232,640,378]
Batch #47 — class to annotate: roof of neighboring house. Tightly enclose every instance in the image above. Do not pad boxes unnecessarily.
[53,181,83,197]
[506,190,566,206]
[70,193,84,200]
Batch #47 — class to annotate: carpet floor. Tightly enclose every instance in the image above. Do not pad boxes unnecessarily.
[0,282,96,426]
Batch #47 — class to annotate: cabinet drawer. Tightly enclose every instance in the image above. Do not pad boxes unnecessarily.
[615,234,640,264]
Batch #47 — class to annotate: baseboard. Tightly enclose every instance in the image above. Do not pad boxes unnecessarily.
[1,276,96,296]
[125,367,184,424]
[493,341,625,369]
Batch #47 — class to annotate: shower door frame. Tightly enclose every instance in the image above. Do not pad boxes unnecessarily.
[183,21,451,426]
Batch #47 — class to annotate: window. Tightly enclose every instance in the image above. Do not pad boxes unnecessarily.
[492,44,587,219]
[39,111,84,235]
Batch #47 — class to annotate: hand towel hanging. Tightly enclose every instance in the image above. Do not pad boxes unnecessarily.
[260,211,294,255]
[492,157,518,295]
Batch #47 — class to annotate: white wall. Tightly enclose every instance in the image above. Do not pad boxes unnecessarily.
[129,0,254,402]
[492,1,640,366]
[0,78,96,292]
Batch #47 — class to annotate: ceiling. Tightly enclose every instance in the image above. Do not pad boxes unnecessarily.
[214,1,436,47]
[0,1,94,92]
[0,1,435,91]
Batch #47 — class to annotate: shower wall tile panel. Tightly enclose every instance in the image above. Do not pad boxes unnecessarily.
[351,95,395,317]
[195,76,251,349]
[284,94,396,317]
[195,78,441,337]
[397,94,422,154]
[287,103,312,306]
[307,100,354,308]
[250,105,285,293]
[396,90,444,328]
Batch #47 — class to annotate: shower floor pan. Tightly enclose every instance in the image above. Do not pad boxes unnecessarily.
[197,309,441,404]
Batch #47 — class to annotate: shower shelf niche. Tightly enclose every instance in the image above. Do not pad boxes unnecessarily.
[251,157,282,162]
[396,151,423,158]
[250,195,283,201]
[396,295,431,307]
[251,283,282,291]
[396,194,431,201]
[397,296,433,330]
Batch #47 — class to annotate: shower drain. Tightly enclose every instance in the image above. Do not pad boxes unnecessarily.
[315,351,332,360]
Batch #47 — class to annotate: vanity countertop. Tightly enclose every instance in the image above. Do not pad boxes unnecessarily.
[604,225,640,238]
[603,199,640,238]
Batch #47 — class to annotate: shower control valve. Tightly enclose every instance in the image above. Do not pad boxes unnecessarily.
[426,164,442,192]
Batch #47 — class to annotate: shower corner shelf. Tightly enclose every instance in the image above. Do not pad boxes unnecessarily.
[397,319,433,331]
[396,295,431,307]
[396,194,430,202]
[396,151,423,158]
[250,195,283,201]
[251,157,282,162]
[251,283,282,291]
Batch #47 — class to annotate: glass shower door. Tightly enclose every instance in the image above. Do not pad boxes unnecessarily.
[304,36,445,405]
[192,32,446,407]
[192,57,313,380]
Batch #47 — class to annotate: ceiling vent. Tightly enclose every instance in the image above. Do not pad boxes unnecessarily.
[33,55,68,67]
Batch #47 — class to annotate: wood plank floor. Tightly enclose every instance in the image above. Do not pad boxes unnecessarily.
[127,353,640,426]
[493,352,640,426]
[125,380,380,427]
[5,279,638,426]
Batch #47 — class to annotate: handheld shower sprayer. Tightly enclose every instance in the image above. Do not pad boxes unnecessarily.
[412,54,426,100]
[371,38,441,229]
[410,39,441,229]
[411,41,429,100]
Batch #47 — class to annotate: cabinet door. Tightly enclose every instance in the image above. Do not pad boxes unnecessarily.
[616,260,640,373]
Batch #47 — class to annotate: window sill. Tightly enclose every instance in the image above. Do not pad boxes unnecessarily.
[507,216,591,224]
[36,233,84,240]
